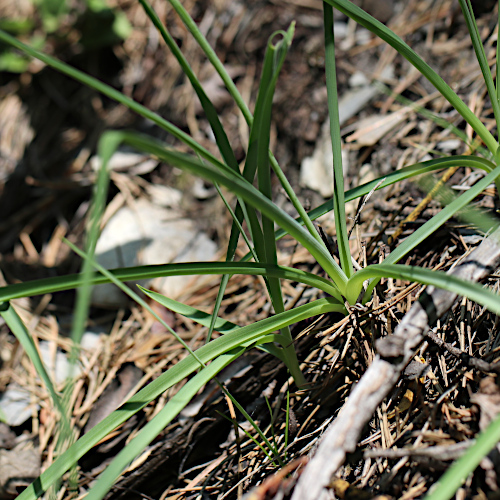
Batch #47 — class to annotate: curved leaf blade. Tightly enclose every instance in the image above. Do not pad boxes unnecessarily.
[347,263,500,313]
[16,296,343,500]
[324,0,498,154]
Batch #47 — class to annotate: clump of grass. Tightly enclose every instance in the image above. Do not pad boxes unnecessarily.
[0,0,499,498]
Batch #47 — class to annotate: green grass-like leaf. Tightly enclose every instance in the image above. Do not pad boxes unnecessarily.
[323,3,353,277]
[348,263,500,313]
[457,0,500,128]
[103,131,348,293]
[0,261,344,303]
[83,349,244,500]
[16,295,342,500]
[0,29,222,167]
[0,303,63,415]
[140,287,289,361]
[325,0,499,154]
[279,156,496,243]
[425,412,500,500]
[362,163,500,300]
[246,23,305,385]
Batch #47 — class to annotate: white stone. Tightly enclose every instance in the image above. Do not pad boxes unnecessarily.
[0,385,35,426]
[92,198,217,307]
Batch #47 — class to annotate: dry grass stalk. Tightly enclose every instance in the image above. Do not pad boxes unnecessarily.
[292,227,500,499]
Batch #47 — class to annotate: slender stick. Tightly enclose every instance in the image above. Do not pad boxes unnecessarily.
[291,227,500,499]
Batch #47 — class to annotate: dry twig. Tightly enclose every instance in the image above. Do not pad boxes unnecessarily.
[292,227,500,500]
